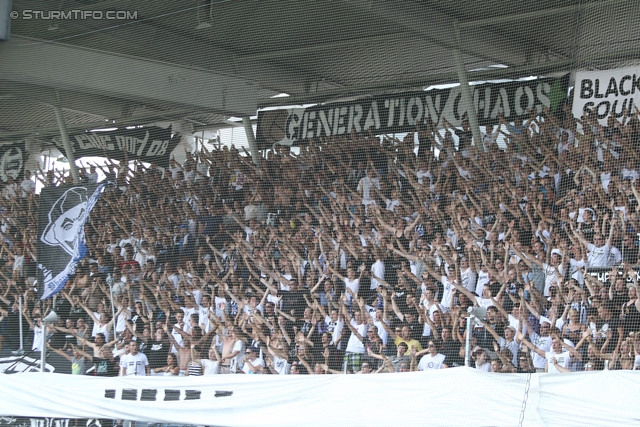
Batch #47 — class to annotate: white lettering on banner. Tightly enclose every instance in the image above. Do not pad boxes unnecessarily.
[115,132,149,155]
[573,67,640,124]
[261,78,565,147]
[30,419,68,427]
[73,133,115,151]
[587,269,640,284]
[146,140,170,156]
[52,129,171,159]
[363,101,380,130]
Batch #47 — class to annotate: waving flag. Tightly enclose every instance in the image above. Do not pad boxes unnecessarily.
[36,183,106,300]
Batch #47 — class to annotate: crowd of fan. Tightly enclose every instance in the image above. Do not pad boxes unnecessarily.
[1,105,640,378]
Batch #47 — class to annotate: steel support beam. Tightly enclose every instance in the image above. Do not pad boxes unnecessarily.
[242,116,260,167]
[453,25,484,152]
[0,0,11,41]
[53,104,79,183]
[459,0,634,28]
[0,108,195,141]
[257,47,640,109]
[0,36,258,116]
[348,0,529,67]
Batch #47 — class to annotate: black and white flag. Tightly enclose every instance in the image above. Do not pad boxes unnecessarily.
[36,183,106,300]
[0,142,27,183]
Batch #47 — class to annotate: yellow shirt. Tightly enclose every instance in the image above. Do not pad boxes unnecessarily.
[395,337,423,353]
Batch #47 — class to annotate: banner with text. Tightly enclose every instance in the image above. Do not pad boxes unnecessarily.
[572,66,640,125]
[256,76,569,148]
[0,142,27,184]
[585,267,640,285]
[50,127,178,167]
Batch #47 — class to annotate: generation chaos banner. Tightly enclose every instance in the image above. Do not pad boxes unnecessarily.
[256,76,569,148]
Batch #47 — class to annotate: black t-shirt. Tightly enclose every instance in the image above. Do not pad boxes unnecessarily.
[610,292,629,315]
[440,340,463,367]
[598,316,620,346]
[92,356,119,377]
[623,303,640,333]
[280,289,310,317]
[146,339,169,369]
[453,129,472,151]
[48,331,67,350]
[385,256,403,288]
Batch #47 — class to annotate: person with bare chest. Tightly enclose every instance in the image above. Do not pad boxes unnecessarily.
[220,327,245,374]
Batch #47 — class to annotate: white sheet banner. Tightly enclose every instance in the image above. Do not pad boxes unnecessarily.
[2,369,639,427]
[573,66,640,125]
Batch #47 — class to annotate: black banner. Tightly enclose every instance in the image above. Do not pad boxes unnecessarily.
[50,127,179,168]
[256,75,569,149]
[0,142,27,183]
[36,183,106,300]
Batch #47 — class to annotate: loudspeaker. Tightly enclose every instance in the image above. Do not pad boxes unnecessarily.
[467,306,487,321]
[43,311,59,324]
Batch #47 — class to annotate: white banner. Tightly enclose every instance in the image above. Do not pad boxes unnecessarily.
[1,370,639,427]
[573,66,640,125]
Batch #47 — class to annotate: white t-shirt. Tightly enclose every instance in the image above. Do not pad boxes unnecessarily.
[475,270,490,296]
[20,179,35,197]
[543,263,565,297]
[272,355,291,375]
[325,316,344,346]
[345,320,367,353]
[344,278,360,297]
[201,359,220,375]
[241,357,265,374]
[440,276,454,310]
[198,307,213,333]
[418,353,446,371]
[119,352,149,376]
[587,243,610,267]
[529,332,553,369]
[214,296,228,320]
[476,361,492,372]
[32,325,43,351]
[473,296,494,308]
[357,176,380,204]
[171,323,187,354]
[370,259,385,290]
[230,340,246,372]
[545,350,571,374]
[460,268,477,294]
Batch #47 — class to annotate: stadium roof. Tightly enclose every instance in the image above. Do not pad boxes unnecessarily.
[1,0,639,142]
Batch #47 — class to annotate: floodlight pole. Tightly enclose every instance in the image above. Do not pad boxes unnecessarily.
[453,25,485,153]
[464,315,472,367]
[242,116,261,167]
[53,102,80,183]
